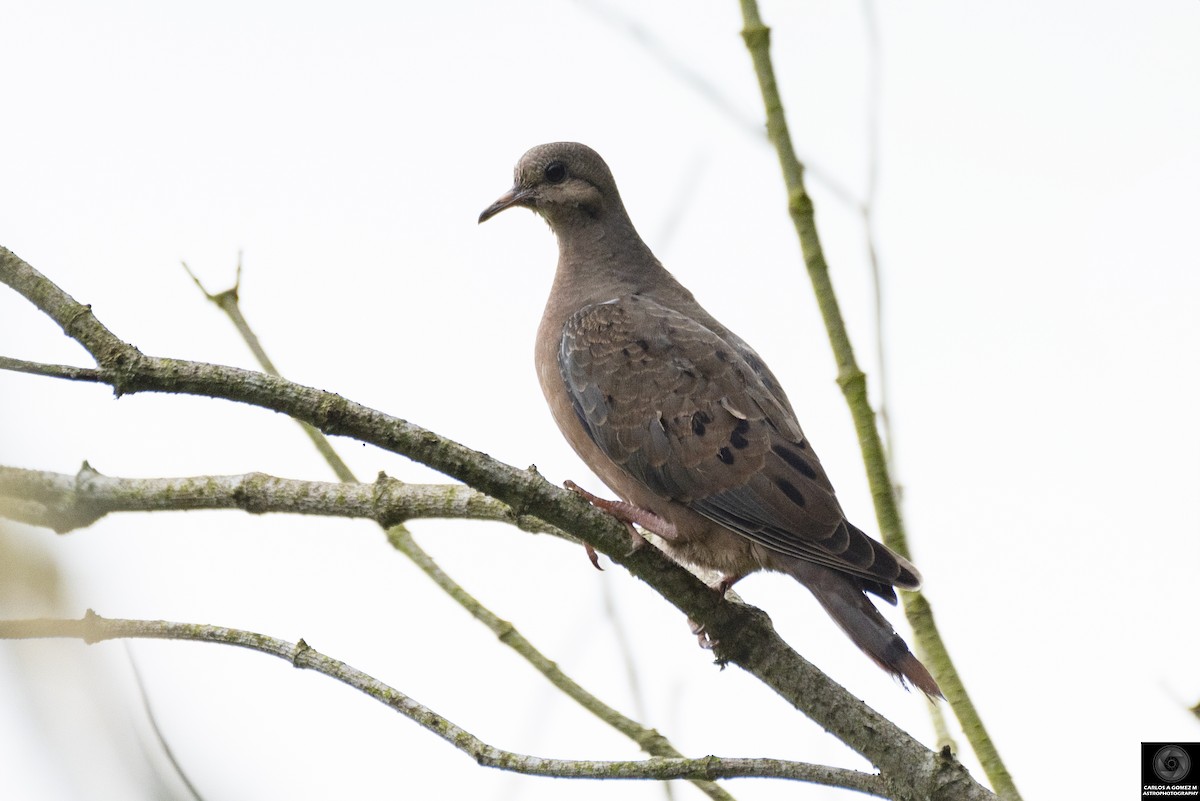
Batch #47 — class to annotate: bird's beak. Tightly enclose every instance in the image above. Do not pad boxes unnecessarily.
[478,186,531,224]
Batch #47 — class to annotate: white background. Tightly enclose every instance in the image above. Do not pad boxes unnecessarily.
[2,1,1198,799]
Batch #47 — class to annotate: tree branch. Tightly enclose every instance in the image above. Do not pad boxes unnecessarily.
[0,464,568,539]
[387,526,742,801]
[0,463,741,797]
[0,612,886,794]
[0,355,104,383]
[735,3,1018,799]
[182,256,358,483]
[179,264,733,799]
[181,264,735,801]
[0,245,993,800]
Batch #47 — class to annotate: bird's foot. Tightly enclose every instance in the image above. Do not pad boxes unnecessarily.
[564,480,673,553]
[684,574,746,649]
[565,481,643,567]
[688,618,719,650]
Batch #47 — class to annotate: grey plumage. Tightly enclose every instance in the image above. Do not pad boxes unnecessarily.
[480,142,940,697]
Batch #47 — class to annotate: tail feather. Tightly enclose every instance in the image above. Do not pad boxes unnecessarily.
[787,559,943,698]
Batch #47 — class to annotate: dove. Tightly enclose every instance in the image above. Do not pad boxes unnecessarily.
[479,142,940,696]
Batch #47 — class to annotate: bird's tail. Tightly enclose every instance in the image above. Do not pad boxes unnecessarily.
[787,560,943,698]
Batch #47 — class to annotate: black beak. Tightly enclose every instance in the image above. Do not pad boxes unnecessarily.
[478,187,531,224]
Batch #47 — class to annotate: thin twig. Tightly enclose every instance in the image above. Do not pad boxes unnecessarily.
[183,258,356,483]
[576,0,861,210]
[0,612,885,794]
[0,355,102,382]
[124,644,204,801]
[735,3,1019,799]
[859,0,952,753]
[387,527,736,801]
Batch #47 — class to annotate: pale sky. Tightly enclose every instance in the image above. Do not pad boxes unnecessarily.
[2,2,1198,799]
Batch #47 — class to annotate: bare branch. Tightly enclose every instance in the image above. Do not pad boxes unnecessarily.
[0,612,886,794]
[0,246,993,800]
[182,256,357,483]
[0,355,104,383]
[386,525,737,801]
[0,464,569,538]
[735,5,1017,799]
[180,263,733,801]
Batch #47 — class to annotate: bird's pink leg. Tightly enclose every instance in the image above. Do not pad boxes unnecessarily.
[564,480,677,542]
[564,481,735,651]
[562,480,646,568]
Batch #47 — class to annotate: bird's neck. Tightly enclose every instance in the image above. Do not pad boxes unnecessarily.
[551,214,666,303]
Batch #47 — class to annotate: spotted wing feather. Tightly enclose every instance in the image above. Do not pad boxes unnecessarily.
[558,294,918,591]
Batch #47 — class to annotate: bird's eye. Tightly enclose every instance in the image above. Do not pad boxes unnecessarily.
[543,161,567,184]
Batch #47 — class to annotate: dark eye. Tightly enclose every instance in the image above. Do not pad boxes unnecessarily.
[543,161,567,184]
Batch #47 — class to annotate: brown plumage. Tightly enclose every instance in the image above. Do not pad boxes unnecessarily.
[479,142,940,697]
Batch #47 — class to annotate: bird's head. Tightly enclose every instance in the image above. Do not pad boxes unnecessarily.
[479,142,625,228]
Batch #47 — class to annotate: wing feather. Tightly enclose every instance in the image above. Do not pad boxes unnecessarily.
[559,294,919,589]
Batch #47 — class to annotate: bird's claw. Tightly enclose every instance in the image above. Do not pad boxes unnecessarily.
[688,618,719,650]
